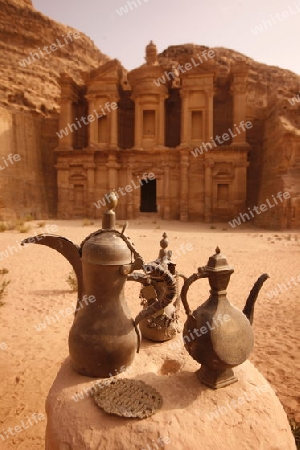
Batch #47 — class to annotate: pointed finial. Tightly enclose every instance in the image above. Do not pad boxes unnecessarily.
[157,232,169,261]
[160,232,169,250]
[215,246,221,254]
[102,192,117,229]
[145,41,158,65]
[106,192,118,210]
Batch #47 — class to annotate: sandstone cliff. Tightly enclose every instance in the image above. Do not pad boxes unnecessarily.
[0,2,299,226]
[0,0,109,219]
[0,0,109,113]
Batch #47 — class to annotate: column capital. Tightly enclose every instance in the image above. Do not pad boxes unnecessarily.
[230,83,246,95]
[205,160,214,168]
[180,90,190,99]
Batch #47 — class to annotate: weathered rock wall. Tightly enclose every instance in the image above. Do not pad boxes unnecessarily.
[255,92,300,228]
[0,0,110,220]
[0,106,58,219]
[1,2,300,226]
[0,0,109,113]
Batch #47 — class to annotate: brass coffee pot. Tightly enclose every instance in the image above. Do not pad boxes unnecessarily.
[181,247,269,388]
[22,198,143,377]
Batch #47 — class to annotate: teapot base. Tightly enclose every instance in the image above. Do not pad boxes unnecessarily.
[197,365,238,389]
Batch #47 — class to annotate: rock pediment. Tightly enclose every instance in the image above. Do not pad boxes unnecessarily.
[88,60,124,82]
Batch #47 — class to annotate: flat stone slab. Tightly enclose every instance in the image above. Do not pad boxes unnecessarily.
[45,342,296,450]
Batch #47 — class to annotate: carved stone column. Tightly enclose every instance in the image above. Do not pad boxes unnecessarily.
[58,75,78,149]
[87,97,98,145]
[231,62,249,146]
[207,87,214,140]
[204,160,213,223]
[85,162,96,217]
[110,99,119,150]
[180,151,189,221]
[180,91,189,146]
[59,100,73,148]
[55,162,70,218]
[106,153,120,192]
[134,98,142,149]
[163,163,171,220]
[233,160,248,216]
[157,96,166,146]
[126,162,134,219]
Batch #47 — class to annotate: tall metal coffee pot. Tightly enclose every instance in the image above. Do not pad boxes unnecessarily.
[22,196,176,378]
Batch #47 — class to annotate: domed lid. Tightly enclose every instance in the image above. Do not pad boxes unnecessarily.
[204,247,234,274]
[80,194,141,265]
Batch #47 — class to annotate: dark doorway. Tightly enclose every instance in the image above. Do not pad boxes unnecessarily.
[140,178,157,212]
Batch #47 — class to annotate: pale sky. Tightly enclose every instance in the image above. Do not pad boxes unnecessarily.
[32,0,300,75]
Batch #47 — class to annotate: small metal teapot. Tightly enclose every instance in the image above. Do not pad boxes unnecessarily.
[129,232,181,342]
[181,247,269,388]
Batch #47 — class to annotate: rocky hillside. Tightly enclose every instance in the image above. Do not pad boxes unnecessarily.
[0,2,299,226]
[0,0,109,114]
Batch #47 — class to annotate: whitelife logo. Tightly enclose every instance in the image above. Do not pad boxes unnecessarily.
[168,314,231,352]
[0,153,21,170]
[0,413,45,442]
[266,274,300,299]
[250,2,300,35]
[93,173,155,210]
[19,32,81,67]
[56,101,118,139]
[205,384,271,421]
[153,49,215,87]
[228,191,291,228]
[288,92,300,106]
[116,0,150,16]
[34,295,96,332]
[190,121,253,158]
[0,225,58,262]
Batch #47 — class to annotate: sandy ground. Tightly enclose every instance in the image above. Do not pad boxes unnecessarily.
[0,218,299,449]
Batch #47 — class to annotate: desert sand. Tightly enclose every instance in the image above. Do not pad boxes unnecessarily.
[0,217,299,449]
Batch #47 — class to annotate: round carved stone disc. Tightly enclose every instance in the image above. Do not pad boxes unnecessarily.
[91,378,163,419]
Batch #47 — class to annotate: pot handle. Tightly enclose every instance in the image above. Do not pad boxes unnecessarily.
[181,266,209,317]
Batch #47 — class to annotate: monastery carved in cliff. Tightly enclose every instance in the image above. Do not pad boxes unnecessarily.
[56,41,255,224]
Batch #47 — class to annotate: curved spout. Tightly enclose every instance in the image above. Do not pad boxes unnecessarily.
[243,273,269,325]
[21,234,83,309]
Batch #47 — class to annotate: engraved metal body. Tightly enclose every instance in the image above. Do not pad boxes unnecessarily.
[181,247,269,388]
